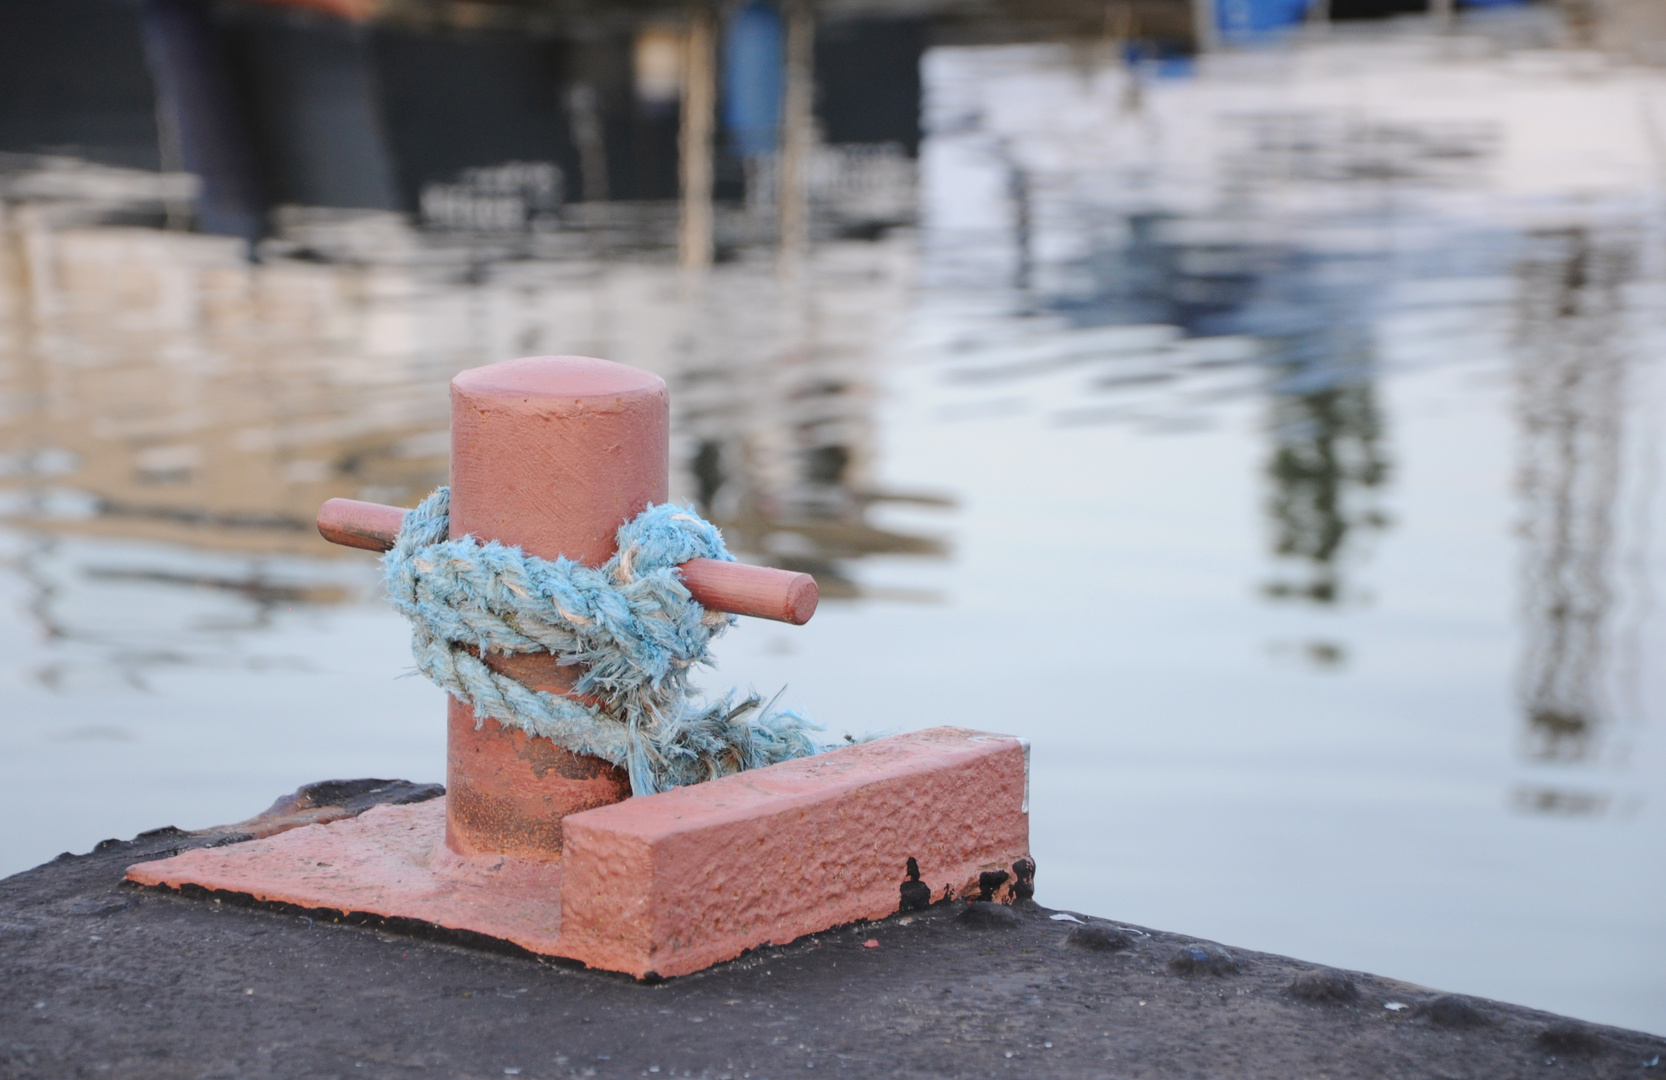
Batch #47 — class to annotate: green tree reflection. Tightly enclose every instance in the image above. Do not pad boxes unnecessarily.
[1261,331,1392,619]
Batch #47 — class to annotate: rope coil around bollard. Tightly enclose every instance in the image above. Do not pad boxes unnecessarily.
[382,487,821,796]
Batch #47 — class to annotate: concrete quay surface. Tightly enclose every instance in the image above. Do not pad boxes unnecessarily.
[2,783,1662,1080]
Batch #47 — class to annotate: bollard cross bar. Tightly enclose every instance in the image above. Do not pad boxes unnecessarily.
[317,497,818,625]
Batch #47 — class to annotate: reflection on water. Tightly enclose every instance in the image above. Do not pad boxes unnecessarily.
[2,3,1666,1036]
[11,531,366,693]
[1509,227,1637,814]
[1513,228,1629,763]
[1263,339,1390,613]
[0,177,935,554]
[0,156,943,685]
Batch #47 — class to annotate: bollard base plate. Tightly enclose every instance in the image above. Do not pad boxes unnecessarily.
[126,727,1032,978]
[126,797,569,954]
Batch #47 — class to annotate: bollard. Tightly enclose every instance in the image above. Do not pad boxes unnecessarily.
[441,356,663,859]
[313,356,820,859]
[127,354,1031,979]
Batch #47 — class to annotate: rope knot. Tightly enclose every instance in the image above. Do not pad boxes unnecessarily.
[382,487,820,795]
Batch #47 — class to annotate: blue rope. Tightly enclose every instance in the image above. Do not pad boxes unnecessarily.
[382,487,822,796]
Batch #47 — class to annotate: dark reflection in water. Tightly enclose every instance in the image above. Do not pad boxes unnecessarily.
[1031,102,1496,645]
[1057,206,1396,642]
[1510,228,1632,785]
[1263,338,1390,612]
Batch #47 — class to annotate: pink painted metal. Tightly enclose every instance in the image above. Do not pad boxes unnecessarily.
[557,727,1033,978]
[315,498,406,552]
[440,356,666,856]
[128,799,568,952]
[125,727,1032,976]
[316,498,818,625]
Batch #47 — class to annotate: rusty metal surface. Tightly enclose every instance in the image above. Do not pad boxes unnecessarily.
[445,707,632,859]
[200,779,445,842]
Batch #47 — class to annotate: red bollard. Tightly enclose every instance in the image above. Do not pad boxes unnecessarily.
[443,356,666,859]
[127,354,1031,979]
[309,356,820,858]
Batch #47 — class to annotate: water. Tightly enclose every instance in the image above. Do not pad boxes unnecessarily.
[3,13,1665,1036]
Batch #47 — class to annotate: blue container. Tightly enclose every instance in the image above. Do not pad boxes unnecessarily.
[1217,0,1310,38]
[722,2,784,159]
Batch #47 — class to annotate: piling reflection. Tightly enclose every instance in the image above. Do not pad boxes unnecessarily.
[1059,215,1394,632]
[1262,330,1391,614]
[1509,228,1632,808]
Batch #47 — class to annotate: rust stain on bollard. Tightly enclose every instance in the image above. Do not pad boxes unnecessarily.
[443,356,667,858]
[446,713,631,860]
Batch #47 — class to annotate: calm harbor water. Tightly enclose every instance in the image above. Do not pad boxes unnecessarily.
[3,13,1665,1035]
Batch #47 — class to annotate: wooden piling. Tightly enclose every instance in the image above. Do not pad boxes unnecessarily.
[679,2,717,271]
[779,0,814,266]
